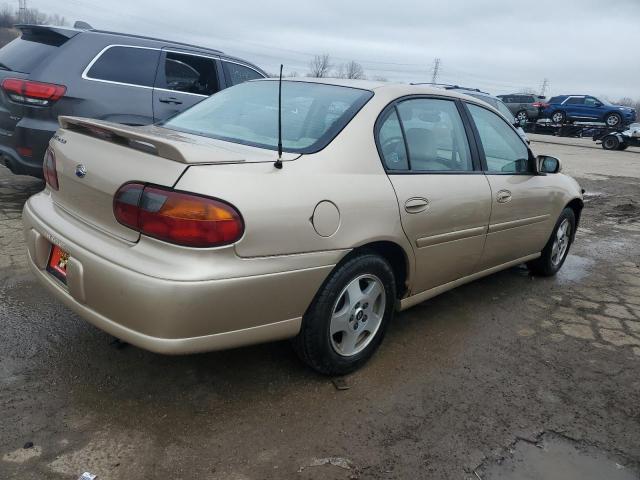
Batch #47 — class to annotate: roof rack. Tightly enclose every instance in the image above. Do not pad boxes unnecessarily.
[411,82,489,95]
[90,29,224,54]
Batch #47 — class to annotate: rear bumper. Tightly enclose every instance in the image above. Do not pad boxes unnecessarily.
[0,120,57,177]
[23,193,340,354]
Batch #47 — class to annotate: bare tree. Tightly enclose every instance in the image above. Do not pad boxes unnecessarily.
[22,8,47,25]
[372,75,388,82]
[0,3,14,28]
[47,13,67,26]
[335,60,366,80]
[307,54,332,78]
[616,97,640,114]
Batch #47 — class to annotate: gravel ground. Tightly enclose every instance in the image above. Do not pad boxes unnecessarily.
[1,141,639,479]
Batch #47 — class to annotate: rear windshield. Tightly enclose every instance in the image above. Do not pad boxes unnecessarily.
[163,80,373,154]
[0,32,67,73]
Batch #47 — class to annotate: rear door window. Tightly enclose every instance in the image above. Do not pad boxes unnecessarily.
[222,61,263,86]
[0,30,68,73]
[395,98,473,172]
[158,51,219,96]
[565,97,585,105]
[86,46,160,87]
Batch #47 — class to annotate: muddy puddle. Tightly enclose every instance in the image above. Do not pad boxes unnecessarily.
[480,433,638,480]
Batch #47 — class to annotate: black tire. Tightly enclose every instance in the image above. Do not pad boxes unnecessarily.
[527,208,576,277]
[602,135,620,150]
[292,252,396,375]
[604,112,622,128]
[618,144,628,151]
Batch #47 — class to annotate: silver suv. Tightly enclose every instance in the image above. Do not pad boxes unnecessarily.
[497,93,547,122]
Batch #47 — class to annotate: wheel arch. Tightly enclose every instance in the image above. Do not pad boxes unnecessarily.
[565,197,584,239]
[337,240,411,301]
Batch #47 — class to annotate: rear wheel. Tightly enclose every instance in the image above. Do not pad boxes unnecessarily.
[551,111,566,124]
[293,252,396,375]
[602,135,620,150]
[527,208,576,276]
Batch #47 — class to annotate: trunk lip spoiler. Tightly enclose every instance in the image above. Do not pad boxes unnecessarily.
[58,116,302,165]
[59,116,189,163]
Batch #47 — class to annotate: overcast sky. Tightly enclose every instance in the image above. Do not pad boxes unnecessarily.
[31,0,640,100]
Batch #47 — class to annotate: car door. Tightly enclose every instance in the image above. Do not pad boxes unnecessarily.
[152,49,221,122]
[464,102,555,270]
[562,96,587,120]
[584,96,603,120]
[377,97,492,294]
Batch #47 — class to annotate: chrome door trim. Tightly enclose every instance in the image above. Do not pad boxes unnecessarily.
[488,214,550,234]
[81,44,160,89]
[416,225,487,248]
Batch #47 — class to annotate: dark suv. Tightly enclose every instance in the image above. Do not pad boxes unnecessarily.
[0,25,266,177]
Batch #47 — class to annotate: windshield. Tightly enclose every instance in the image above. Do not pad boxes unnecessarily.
[164,80,373,153]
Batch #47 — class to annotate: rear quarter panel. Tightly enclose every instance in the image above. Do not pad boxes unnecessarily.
[174,94,414,270]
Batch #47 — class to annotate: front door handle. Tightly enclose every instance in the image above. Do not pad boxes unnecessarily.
[496,190,512,203]
[404,197,430,214]
[159,97,183,105]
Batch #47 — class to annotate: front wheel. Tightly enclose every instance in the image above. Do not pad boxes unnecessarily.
[516,110,528,123]
[605,112,622,127]
[527,208,576,276]
[292,252,396,375]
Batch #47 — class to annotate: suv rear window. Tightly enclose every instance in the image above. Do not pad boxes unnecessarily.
[163,80,373,154]
[86,46,160,87]
[222,61,263,86]
[0,31,67,73]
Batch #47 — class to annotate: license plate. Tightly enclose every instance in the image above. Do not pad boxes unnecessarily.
[47,244,70,284]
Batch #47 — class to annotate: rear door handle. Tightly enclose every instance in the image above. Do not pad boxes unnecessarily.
[404,197,430,214]
[496,190,512,203]
[159,97,183,105]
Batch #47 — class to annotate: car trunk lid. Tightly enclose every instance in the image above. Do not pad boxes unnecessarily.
[50,117,298,242]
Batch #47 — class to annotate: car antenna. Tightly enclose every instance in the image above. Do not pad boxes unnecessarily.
[274,64,284,169]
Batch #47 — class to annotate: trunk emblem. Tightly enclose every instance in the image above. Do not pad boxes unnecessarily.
[75,164,87,178]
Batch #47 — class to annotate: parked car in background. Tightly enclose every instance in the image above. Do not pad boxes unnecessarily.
[0,24,266,177]
[438,86,530,143]
[23,79,583,374]
[497,93,546,122]
[543,95,636,127]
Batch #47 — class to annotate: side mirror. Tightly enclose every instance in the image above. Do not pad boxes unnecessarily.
[594,102,603,107]
[536,155,561,174]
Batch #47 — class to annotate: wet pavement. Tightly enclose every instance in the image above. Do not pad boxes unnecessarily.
[1,141,640,479]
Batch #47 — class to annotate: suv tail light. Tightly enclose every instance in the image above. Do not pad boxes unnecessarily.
[1,78,66,106]
[43,147,59,190]
[533,102,549,109]
[114,183,244,248]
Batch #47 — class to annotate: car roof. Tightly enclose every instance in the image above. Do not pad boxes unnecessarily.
[255,77,504,105]
[16,23,224,55]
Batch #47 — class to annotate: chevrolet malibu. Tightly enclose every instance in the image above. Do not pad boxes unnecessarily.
[23,79,583,374]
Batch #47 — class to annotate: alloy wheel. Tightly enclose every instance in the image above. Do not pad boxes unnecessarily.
[329,274,386,357]
[606,115,620,127]
[551,218,571,266]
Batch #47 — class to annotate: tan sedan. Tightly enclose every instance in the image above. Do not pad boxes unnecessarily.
[23,79,583,374]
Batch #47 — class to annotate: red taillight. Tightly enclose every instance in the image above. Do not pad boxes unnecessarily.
[1,78,66,106]
[43,147,59,190]
[533,102,549,108]
[114,183,244,248]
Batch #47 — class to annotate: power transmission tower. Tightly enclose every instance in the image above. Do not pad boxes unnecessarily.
[431,58,441,84]
[539,78,550,96]
[18,0,27,23]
